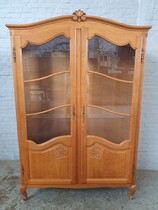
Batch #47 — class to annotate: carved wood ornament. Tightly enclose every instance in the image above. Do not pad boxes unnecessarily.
[89,143,104,159]
[72,10,86,22]
[55,144,68,159]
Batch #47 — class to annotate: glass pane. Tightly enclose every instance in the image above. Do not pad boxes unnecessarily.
[24,73,70,114]
[88,36,135,81]
[87,107,130,144]
[26,107,70,144]
[87,73,133,114]
[87,35,134,143]
[22,35,70,80]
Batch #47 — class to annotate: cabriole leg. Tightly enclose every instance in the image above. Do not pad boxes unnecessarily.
[20,186,27,200]
[129,185,136,200]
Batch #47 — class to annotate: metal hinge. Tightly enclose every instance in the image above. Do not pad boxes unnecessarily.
[72,106,75,121]
[13,47,16,63]
[82,105,85,123]
[132,166,135,176]
[141,48,144,63]
[21,166,24,176]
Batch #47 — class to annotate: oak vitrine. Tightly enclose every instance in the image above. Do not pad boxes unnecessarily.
[6,10,151,200]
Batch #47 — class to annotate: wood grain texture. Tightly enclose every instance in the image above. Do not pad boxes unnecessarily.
[87,136,130,150]
[28,143,72,182]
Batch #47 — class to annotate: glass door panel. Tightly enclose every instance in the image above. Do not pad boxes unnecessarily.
[22,35,70,80]
[87,35,135,143]
[88,35,135,81]
[87,107,130,144]
[22,35,71,144]
[24,73,70,114]
[87,73,133,114]
[27,106,70,144]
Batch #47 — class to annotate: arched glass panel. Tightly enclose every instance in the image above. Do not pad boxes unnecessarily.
[22,35,70,143]
[22,35,70,80]
[27,107,70,144]
[88,35,135,81]
[87,36,135,143]
[87,107,130,144]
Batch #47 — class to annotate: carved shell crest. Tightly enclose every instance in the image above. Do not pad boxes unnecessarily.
[72,10,86,22]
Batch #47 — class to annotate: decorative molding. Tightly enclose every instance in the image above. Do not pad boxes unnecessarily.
[21,31,70,49]
[55,144,68,159]
[89,143,104,159]
[87,136,130,150]
[72,10,86,22]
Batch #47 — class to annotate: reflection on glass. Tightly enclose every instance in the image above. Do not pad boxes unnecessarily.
[88,36,135,81]
[24,73,70,114]
[22,35,70,80]
[22,35,71,143]
[87,73,133,114]
[26,107,70,144]
[87,107,130,144]
[87,36,134,143]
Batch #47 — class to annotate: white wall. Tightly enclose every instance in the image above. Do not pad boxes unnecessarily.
[0,0,157,170]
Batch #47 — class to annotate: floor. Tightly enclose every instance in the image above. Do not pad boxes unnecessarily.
[0,161,158,210]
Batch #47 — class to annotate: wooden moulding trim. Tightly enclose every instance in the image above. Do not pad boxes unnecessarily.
[86,178,129,183]
[5,14,151,30]
[26,104,70,116]
[24,71,70,83]
[26,183,131,188]
[88,71,133,84]
[21,32,70,49]
[27,135,71,150]
[28,179,72,185]
[87,136,130,150]
[87,33,137,50]
[6,15,72,29]
[88,105,130,117]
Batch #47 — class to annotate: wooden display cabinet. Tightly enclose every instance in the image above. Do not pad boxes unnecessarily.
[6,10,151,200]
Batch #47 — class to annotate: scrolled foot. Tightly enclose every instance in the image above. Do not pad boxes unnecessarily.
[20,186,27,200]
[129,185,136,200]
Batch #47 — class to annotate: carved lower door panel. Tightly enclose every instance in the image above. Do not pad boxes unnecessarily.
[27,137,72,184]
[86,137,130,183]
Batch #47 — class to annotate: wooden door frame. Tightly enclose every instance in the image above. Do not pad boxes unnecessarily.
[11,34,30,185]
[12,25,78,185]
[79,26,145,185]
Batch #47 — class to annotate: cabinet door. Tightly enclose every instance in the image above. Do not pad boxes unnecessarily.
[21,34,76,184]
[81,32,136,183]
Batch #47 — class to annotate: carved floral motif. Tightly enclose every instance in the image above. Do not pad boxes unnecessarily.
[55,145,68,159]
[72,10,86,22]
[89,144,104,159]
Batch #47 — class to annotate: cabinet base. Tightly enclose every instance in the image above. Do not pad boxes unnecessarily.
[21,183,136,200]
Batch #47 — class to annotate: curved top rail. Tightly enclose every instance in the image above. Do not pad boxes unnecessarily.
[6,10,151,30]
